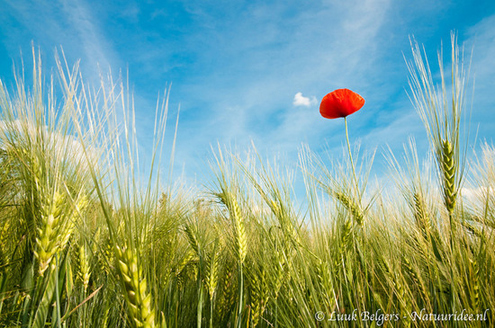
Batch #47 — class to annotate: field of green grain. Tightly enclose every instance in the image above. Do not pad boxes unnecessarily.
[0,36,494,327]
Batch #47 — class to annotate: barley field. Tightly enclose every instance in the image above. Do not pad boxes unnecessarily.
[0,37,494,327]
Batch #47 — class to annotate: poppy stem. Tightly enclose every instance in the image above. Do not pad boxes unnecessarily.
[344,117,358,191]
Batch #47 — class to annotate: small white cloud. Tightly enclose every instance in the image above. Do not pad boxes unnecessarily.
[293,92,317,107]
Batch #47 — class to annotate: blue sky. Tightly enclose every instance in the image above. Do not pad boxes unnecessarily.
[1,0,495,192]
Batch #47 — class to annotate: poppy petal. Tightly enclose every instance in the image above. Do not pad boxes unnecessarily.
[319,89,365,119]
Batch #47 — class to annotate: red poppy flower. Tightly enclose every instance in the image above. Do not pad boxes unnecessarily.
[319,88,365,119]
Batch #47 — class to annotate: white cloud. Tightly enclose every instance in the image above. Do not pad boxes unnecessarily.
[0,119,99,165]
[293,92,317,107]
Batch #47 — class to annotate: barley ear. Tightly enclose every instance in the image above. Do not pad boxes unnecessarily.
[413,192,432,237]
[205,247,220,301]
[335,192,363,226]
[115,245,155,328]
[230,196,247,265]
[34,191,65,276]
[441,139,457,216]
[77,243,91,293]
[271,250,286,300]
[469,257,480,310]
[402,255,429,307]
[248,267,269,327]
[184,224,200,257]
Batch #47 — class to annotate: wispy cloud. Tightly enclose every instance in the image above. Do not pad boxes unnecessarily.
[0,0,120,85]
[293,92,317,107]
[59,0,114,74]
[464,14,495,138]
